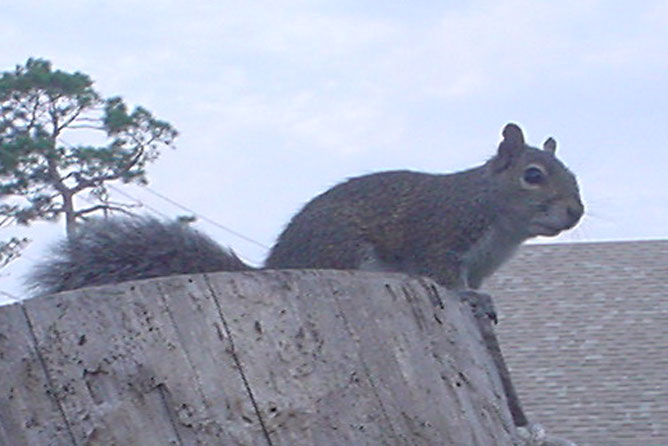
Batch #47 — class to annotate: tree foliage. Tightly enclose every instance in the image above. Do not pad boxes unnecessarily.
[0,58,178,249]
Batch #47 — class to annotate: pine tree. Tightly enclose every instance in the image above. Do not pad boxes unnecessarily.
[0,58,178,264]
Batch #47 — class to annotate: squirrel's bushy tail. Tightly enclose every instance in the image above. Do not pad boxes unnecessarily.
[27,217,252,296]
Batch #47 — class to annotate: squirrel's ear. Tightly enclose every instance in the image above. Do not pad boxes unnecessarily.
[502,123,525,146]
[492,123,525,172]
[543,137,557,154]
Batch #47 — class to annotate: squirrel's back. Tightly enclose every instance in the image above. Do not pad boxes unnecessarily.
[264,167,493,273]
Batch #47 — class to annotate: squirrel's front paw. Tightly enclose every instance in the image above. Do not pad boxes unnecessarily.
[456,290,498,324]
[517,423,578,446]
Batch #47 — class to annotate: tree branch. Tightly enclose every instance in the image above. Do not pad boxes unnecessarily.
[75,204,138,218]
[27,93,42,132]
[56,104,87,133]
[67,124,104,130]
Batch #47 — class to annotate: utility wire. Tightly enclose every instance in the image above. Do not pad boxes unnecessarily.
[106,184,264,265]
[139,185,270,250]
[105,184,171,220]
[1,135,269,255]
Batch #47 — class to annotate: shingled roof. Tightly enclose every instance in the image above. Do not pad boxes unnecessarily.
[482,240,668,446]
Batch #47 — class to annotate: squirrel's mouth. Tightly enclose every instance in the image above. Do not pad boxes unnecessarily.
[529,222,563,237]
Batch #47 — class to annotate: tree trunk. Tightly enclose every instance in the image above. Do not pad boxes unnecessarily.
[0,270,519,445]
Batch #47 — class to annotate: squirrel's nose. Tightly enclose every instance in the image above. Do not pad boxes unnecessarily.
[567,200,584,226]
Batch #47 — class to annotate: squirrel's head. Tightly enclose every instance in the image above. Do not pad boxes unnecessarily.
[486,123,584,238]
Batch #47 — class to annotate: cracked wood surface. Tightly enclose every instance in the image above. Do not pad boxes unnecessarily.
[0,270,517,445]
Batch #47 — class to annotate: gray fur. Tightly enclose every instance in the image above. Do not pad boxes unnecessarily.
[28,216,250,295]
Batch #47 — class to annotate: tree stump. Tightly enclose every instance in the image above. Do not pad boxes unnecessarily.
[0,270,518,445]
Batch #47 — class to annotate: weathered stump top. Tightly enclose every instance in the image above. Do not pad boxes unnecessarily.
[0,269,517,445]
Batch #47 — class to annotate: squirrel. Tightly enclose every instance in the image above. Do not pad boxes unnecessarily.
[28,123,583,443]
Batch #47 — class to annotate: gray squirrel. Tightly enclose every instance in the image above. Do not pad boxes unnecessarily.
[29,123,583,443]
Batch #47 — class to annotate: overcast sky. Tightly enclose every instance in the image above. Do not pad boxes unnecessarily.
[1,1,667,303]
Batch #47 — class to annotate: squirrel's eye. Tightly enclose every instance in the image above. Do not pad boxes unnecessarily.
[523,166,545,185]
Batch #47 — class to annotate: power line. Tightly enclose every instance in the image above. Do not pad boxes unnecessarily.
[1,131,269,252]
[139,185,270,250]
[104,184,171,220]
[105,184,265,265]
